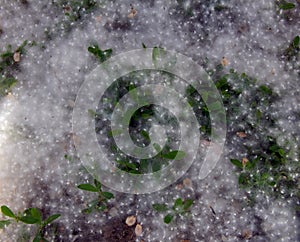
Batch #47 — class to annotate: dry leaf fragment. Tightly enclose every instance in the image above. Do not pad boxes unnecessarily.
[200,139,211,147]
[183,178,192,188]
[241,229,252,240]
[221,234,228,241]
[95,15,102,22]
[63,6,72,14]
[128,4,137,18]
[271,68,275,75]
[236,131,247,138]
[125,215,136,226]
[221,56,229,66]
[175,184,183,190]
[135,224,142,236]
[72,133,80,147]
[13,52,20,62]
[180,240,190,242]
[242,158,249,167]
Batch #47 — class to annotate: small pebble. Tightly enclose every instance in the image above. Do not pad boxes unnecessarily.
[183,178,192,188]
[13,52,21,62]
[128,4,137,18]
[221,56,229,66]
[125,215,136,226]
[135,224,142,236]
[236,132,247,138]
[242,157,249,167]
[241,229,252,239]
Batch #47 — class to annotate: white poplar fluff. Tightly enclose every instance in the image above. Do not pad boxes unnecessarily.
[0,0,299,241]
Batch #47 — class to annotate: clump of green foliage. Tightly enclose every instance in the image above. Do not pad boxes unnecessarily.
[88,66,187,175]
[230,136,296,195]
[277,1,296,10]
[282,35,300,73]
[210,69,299,204]
[0,40,27,97]
[114,143,186,174]
[152,198,194,224]
[88,44,113,63]
[197,60,299,206]
[77,178,114,214]
[56,0,97,21]
[0,205,60,242]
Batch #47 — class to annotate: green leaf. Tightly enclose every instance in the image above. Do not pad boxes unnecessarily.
[16,40,28,54]
[101,191,114,200]
[151,160,162,172]
[33,234,48,242]
[0,220,11,229]
[101,49,112,62]
[293,36,300,48]
[183,199,193,211]
[163,214,174,224]
[43,214,60,226]
[97,204,107,211]
[0,77,18,96]
[152,47,160,65]
[279,2,295,10]
[230,159,243,169]
[153,143,162,153]
[152,203,168,212]
[278,148,285,157]
[82,207,94,214]
[1,206,15,218]
[88,44,112,63]
[209,101,222,111]
[258,85,272,95]
[77,184,99,192]
[140,130,150,142]
[126,162,138,171]
[88,109,98,118]
[19,216,39,224]
[88,45,99,55]
[162,150,186,160]
[238,173,250,186]
[128,85,139,103]
[94,179,102,190]
[152,47,165,66]
[173,198,183,209]
[108,129,123,137]
[0,51,13,58]
[25,208,42,224]
[33,234,42,242]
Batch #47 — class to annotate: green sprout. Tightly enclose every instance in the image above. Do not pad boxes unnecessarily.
[278,1,296,10]
[0,40,28,97]
[56,0,97,21]
[0,205,60,242]
[87,44,112,63]
[283,35,300,62]
[152,198,194,224]
[77,178,114,214]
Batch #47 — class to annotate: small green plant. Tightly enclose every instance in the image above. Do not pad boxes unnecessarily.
[0,205,60,242]
[77,178,114,214]
[283,35,300,61]
[0,76,18,96]
[230,136,298,201]
[278,1,296,10]
[0,40,28,97]
[114,144,186,174]
[88,44,112,63]
[152,198,193,224]
[53,0,98,22]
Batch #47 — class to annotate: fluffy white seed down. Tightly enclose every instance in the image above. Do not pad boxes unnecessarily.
[0,0,299,241]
